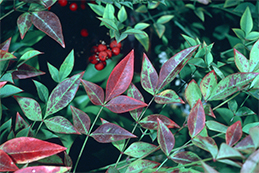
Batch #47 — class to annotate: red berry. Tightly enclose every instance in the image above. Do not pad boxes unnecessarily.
[88,55,98,64]
[110,40,122,49]
[99,51,108,61]
[48,6,51,10]
[69,3,78,11]
[80,3,86,9]
[106,49,112,58]
[97,44,107,52]
[95,61,106,70]
[112,47,120,55]
[80,29,88,37]
[91,46,98,53]
[58,0,67,6]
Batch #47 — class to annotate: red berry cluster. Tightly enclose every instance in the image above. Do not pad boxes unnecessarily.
[58,0,89,11]
[89,40,122,71]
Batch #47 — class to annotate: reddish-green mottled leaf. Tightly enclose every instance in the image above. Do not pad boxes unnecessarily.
[17,12,32,39]
[155,89,184,104]
[12,63,45,79]
[141,53,158,95]
[31,11,65,48]
[187,99,205,138]
[44,116,80,134]
[91,123,136,143]
[209,73,259,101]
[249,39,259,72]
[216,143,243,160]
[200,70,217,100]
[234,135,255,154]
[17,50,43,67]
[81,79,104,105]
[127,83,144,121]
[70,106,90,135]
[170,151,200,164]
[204,104,216,118]
[124,142,158,158]
[105,95,147,113]
[192,135,218,160]
[0,81,7,89]
[157,118,175,156]
[0,137,66,164]
[201,161,219,173]
[156,45,199,91]
[185,79,202,108]
[112,139,125,152]
[139,114,180,130]
[45,72,84,117]
[234,48,249,72]
[105,50,134,102]
[14,166,71,173]
[15,112,29,132]
[0,149,19,172]
[15,96,42,121]
[0,50,17,61]
[240,149,259,173]
[125,159,160,173]
[249,126,259,149]
[0,37,12,51]
[226,121,242,146]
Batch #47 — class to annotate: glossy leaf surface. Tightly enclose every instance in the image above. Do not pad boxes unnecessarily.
[0,149,19,172]
[0,137,66,164]
[31,11,65,48]
[45,72,83,117]
[240,7,253,35]
[206,120,228,133]
[249,39,259,72]
[0,84,23,98]
[209,73,258,101]
[234,48,249,72]
[91,123,136,143]
[200,70,217,100]
[234,135,254,154]
[124,142,158,158]
[105,50,134,101]
[17,12,32,39]
[240,149,259,173]
[44,116,80,134]
[226,121,242,146]
[170,151,200,164]
[105,95,147,113]
[59,49,74,81]
[125,159,160,173]
[139,114,180,130]
[216,143,243,160]
[14,166,71,173]
[0,50,17,61]
[156,45,199,91]
[15,96,42,121]
[141,53,158,95]
[154,89,184,104]
[81,79,104,105]
[157,118,175,156]
[71,106,90,135]
[185,79,202,108]
[12,63,45,79]
[33,80,49,103]
[187,99,205,138]
[17,50,43,67]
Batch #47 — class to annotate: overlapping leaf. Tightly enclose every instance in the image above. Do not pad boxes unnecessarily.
[156,45,199,91]
[17,12,32,39]
[0,137,66,164]
[234,135,254,154]
[91,123,136,143]
[249,39,259,72]
[249,126,259,149]
[240,149,259,173]
[201,161,219,173]
[200,70,217,100]
[14,166,71,173]
[216,143,243,160]
[0,50,17,61]
[105,95,147,113]
[31,11,65,48]
[12,63,45,79]
[154,89,184,104]
[0,149,19,172]
[0,37,12,51]
[139,114,180,130]
[81,79,104,105]
[234,49,249,72]
[187,99,205,138]
[209,73,259,101]
[15,112,29,132]
[157,118,175,156]
[71,106,90,135]
[105,50,134,102]
[17,50,43,67]
[226,121,242,146]
[185,79,202,108]
[141,53,158,95]
[59,49,74,81]
[0,84,23,98]
[124,142,158,158]
[125,159,160,173]
[170,151,200,164]
[33,80,49,103]
[0,81,7,89]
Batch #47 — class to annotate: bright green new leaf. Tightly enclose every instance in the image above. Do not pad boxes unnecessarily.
[182,34,197,46]
[234,48,249,72]
[98,17,118,31]
[17,50,43,67]
[59,49,74,81]
[216,143,243,160]
[232,28,245,40]
[243,122,259,134]
[240,7,253,35]
[194,8,205,21]
[153,23,165,38]
[47,62,60,83]
[135,5,148,13]
[88,3,104,16]
[249,39,259,72]
[112,139,125,152]
[185,79,202,108]
[0,84,23,98]
[200,70,217,100]
[118,6,127,23]
[157,15,174,24]
[246,31,259,41]
[124,142,157,158]
[135,32,149,51]
[103,3,115,20]
[33,80,49,103]
[206,120,228,133]
[134,23,150,30]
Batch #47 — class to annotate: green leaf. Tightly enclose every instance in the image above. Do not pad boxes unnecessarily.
[182,34,197,47]
[135,5,148,13]
[112,139,125,152]
[125,159,160,173]
[135,32,149,51]
[153,23,165,38]
[17,12,32,39]
[184,79,202,108]
[194,7,205,21]
[206,120,228,133]
[216,143,243,160]
[249,126,259,149]
[0,50,17,62]
[103,3,115,20]
[241,149,259,173]
[249,39,259,72]
[59,49,74,81]
[234,48,249,72]
[157,15,174,24]
[88,3,104,16]
[124,142,157,158]
[243,122,259,134]
[15,96,42,121]
[47,62,60,83]
[32,80,49,103]
[98,17,118,31]
[155,89,184,104]
[200,70,217,101]
[240,7,253,35]
[17,49,43,67]
[245,31,259,41]
[134,23,150,30]
[236,107,256,117]
[0,84,23,98]
[124,28,147,36]
[216,108,234,125]
[118,6,127,23]
[232,28,245,40]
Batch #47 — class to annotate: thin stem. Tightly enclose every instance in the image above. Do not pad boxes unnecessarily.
[35,121,43,136]
[212,92,240,111]
[73,106,104,173]
[0,2,25,21]
[240,94,250,108]
[156,157,168,171]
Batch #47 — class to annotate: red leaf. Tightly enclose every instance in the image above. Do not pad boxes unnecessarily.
[0,50,17,61]
[14,166,71,173]
[31,11,65,48]
[226,121,242,146]
[91,123,136,143]
[139,114,180,130]
[170,151,200,164]
[0,81,7,89]
[0,37,12,51]
[125,159,160,172]
[105,50,134,101]
[12,63,45,79]
[15,112,29,132]
[234,135,254,154]
[140,53,158,95]
[157,118,175,156]
[105,95,147,113]
[187,99,206,138]
[71,106,91,134]
[156,45,199,91]
[0,149,19,172]
[81,79,104,105]
[17,12,32,39]
[155,89,184,104]
[0,137,66,164]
